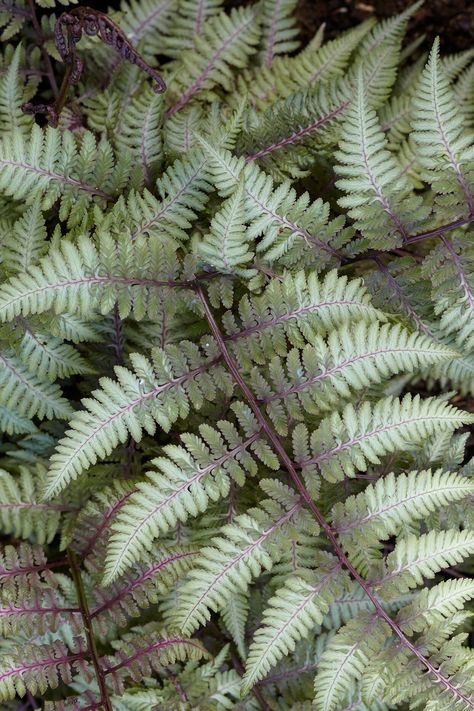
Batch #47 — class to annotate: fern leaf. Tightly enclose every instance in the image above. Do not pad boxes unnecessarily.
[0,639,91,701]
[115,0,178,60]
[242,556,344,692]
[0,404,38,435]
[105,403,273,582]
[43,342,231,498]
[296,394,474,482]
[91,548,197,631]
[253,322,456,435]
[166,7,260,116]
[0,543,52,587]
[66,480,137,559]
[412,37,474,219]
[258,0,300,69]
[313,613,389,711]
[18,330,92,382]
[0,43,34,134]
[101,624,208,694]
[222,269,385,368]
[163,0,224,57]
[2,197,47,274]
[333,469,474,549]
[376,530,474,597]
[284,21,373,93]
[200,181,255,275]
[0,350,72,420]
[0,466,69,543]
[0,126,124,226]
[115,84,164,189]
[398,579,474,635]
[173,494,303,634]
[422,234,474,350]
[107,150,213,243]
[335,71,429,248]
[0,572,79,636]
[0,234,185,322]
[200,141,350,267]
[221,590,249,659]
[357,1,422,56]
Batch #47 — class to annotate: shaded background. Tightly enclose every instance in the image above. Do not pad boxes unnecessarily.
[225,0,474,53]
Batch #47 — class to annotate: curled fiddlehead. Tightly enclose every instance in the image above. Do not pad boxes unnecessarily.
[22,7,166,127]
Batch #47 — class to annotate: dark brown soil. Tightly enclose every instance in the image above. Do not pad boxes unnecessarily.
[224,0,474,54]
[294,0,474,53]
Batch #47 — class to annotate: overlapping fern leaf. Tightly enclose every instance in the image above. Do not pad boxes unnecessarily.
[2,1,474,709]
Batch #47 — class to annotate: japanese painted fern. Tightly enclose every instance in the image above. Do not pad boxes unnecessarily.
[0,1,474,710]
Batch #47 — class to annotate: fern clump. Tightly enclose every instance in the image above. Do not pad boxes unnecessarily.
[1,1,474,709]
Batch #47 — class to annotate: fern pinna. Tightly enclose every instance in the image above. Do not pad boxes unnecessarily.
[1,0,474,709]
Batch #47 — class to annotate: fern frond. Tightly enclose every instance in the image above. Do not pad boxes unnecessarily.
[296,394,474,482]
[242,555,345,692]
[334,468,474,541]
[441,48,474,82]
[283,21,372,93]
[422,233,474,350]
[313,613,389,711]
[0,404,38,435]
[91,548,197,630]
[398,579,474,635]
[238,78,349,173]
[114,83,164,189]
[162,0,224,57]
[252,322,456,436]
[0,639,91,702]
[222,269,385,367]
[0,126,127,226]
[200,141,350,267]
[18,329,92,382]
[0,233,186,322]
[0,350,72,420]
[412,38,474,219]
[173,491,303,634]
[0,543,52,588]
[2,197,47,274]
[115,0,177,60]
[0,466,69,543]
[258,0,299,69]
[66,480,137,559]
[220,590,249,659]
[165,7,260,116]
[105,402,275,582]
[43,341,231,498]
[163,104,205,157]
[357,0,422,56]
[101,624,208,694]
[0,572,79,636]
[0,44,34,134]
[0,4,28,41]
[333,469,474,572]
[455,59,474,125]
[335,71,429,248]
[107,150,213,243]
[200,181,255,275]
[376,530,474,597]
